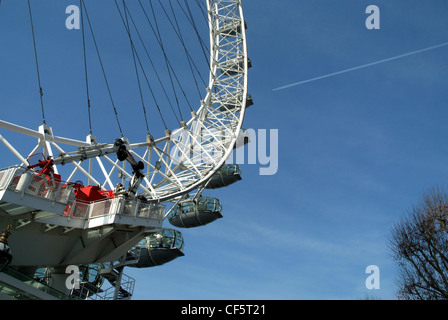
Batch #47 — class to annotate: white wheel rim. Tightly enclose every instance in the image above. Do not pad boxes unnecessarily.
[0,0,249,204]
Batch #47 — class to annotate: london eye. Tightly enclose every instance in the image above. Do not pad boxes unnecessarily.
[0,0,251,300]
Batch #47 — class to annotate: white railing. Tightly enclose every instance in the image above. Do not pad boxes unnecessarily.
[64,197,165,222]
[0,167,18,190]
[74,265,136,300]
[89,272,135,300]
[0,166,165,226]
[0,166,74,204]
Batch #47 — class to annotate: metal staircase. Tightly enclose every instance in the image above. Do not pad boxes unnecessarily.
[99,267,134,300]
[70,252,139,300]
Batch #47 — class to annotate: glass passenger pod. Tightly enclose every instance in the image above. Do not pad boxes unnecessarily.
[168,197,223,228]
[219,19,247,37]
[234,129,250,149]
[218,92,254,112]
[128,228,185,268]
[219,57,252,76]
[205,164,242,189]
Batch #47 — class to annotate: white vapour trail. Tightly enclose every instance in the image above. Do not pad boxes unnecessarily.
[273,42,448,91]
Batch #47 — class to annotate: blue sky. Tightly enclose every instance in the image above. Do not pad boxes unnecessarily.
[1,0,448,300]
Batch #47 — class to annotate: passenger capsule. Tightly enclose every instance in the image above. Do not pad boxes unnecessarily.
[168,197,223,228]
[205,164,242,189]
[219,57,252,76]
[219,92,253,112]
[219,19,247,37]
[128,229,185,268]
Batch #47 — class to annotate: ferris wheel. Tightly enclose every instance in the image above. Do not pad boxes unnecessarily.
[0,0,251,299]
[1,0,250,202]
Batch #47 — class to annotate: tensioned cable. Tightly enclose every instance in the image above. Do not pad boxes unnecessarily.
[27,0,46,125]
[138,0,194,113]
[80,0,124,137]
[148,0,184,122]
[175,0,212,95]
[122,2,175,129]
[115,0,168,130]
[79,0,93,135]
[193,0,209,25]
[122,0,151,135]
[160,0,206,98]
[179,0,210,70]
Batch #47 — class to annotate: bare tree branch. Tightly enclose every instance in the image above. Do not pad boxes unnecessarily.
[389,186,448,300]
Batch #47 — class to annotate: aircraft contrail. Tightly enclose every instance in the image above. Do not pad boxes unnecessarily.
[273,42,448,91]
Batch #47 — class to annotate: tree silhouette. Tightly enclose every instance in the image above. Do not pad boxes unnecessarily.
[389,187,448,300]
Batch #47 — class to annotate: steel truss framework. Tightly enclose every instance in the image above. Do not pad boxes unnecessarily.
[0,0,249,299]
[0,0,249,205]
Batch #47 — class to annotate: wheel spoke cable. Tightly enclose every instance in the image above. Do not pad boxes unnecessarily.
[122,0,151,135]
[123,3,176,130]
[79,0,93,135]
[160,0,206,99]
[115,0,168,131]
[179,0,210,70]
[81,0,124,137]
[193,0,209,26]
[27,0,46,125]
[148,0,183,123]
[138,0,195,114]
